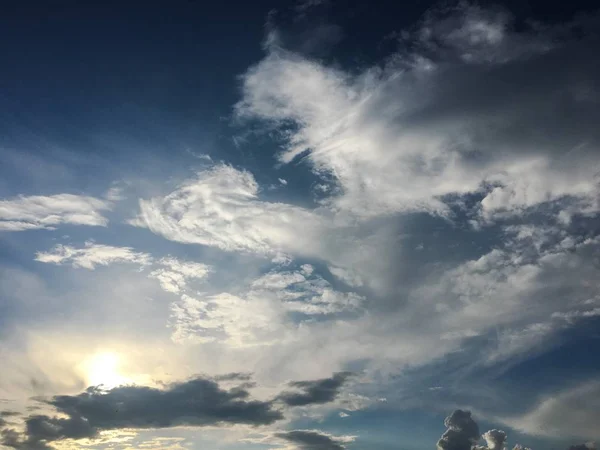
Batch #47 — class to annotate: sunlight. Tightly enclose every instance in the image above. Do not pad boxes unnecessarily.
[85,352,130,389]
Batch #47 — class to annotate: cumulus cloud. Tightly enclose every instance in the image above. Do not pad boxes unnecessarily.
[437,410,481,450]
[481,430,507,450]
[277,372,353,407]
[236,4,600,221]
[437,410,538,450]
[274,430,355,450]
[0,194,112,231]
[1,377,283,449]
[35,242,152,269]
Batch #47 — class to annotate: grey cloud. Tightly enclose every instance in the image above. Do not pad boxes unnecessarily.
[277,372,353,406]
[567,445,596,450]
[0,412,20,428]
[1,377,282,449]
[437,410,537,450]
[213,372,254,382]
[275,430,348,450]
[437,410,481,450]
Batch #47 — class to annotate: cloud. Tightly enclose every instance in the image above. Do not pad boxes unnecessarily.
[567,445,596,450]
[1,377,283,449]
[35,243,211,292]
[129,164,328,257]
[482,430,507,450]
[35,242,152,269]
[409,233,600,366]
[236,4,600,221]
[149,257,212,294]
[0,194,112,231]
[277,372,353,407]
[438,410,538,450]
[250,265,364,315]
[327,266,363,288]
[437,410,481,450]
[502,380,600,440]
[274,430,355,450]
[0,412,20,427]
[168,265,363,346]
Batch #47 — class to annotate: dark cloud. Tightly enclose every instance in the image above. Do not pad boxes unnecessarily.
[213,372,254,382]
[276,372,353,406]
[437,410,481,450]
[1,376,283,449]
[275,430,347,450]
[0,429,23,449]
[433,410,599,450]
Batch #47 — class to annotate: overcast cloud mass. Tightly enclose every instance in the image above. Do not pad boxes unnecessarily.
[0,0,599,449]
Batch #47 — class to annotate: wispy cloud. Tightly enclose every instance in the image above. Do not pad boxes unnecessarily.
[35,242,152,269]
[501,381,600,440]
[0,194,112,231]
[129,164,328,257]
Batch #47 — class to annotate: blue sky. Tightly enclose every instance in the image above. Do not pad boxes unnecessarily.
[1,1,599,449]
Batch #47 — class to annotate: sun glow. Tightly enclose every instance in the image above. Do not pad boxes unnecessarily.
[85,352,130,389]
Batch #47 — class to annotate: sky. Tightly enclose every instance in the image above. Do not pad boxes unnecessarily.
[0,0,599,449]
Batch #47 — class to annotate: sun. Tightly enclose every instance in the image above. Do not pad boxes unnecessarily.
[85,352,130,389]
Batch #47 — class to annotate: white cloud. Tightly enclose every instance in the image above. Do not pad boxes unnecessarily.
[328,265,364,288]
[168,265,364,346]
[130,164,329,256]
[170,292,284,346]
[149,257,212,294]
[35,242,152,269]
[0,194,112,231]
[36,243,212,295]
[236,5,600,221]
[502,381,600,439]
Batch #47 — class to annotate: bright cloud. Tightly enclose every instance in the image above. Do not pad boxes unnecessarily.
[35,242,152,269]
[130,164,329,256]
[0,194,112,231]
[149,257,212,293]
[169,264,364,346]
[236,3,600,221]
